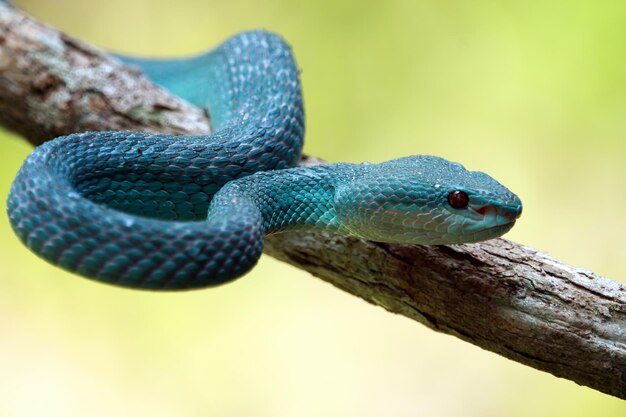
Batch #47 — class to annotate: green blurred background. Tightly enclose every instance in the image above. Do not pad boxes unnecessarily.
[1,0,625,415]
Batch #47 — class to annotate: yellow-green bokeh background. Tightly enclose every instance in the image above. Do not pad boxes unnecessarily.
[1,0,625,415]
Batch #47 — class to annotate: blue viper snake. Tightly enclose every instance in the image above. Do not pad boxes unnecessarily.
[7,31,522,290]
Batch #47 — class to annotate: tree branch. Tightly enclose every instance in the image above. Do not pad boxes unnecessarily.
[1,2,624,400]
[265,225,626,400]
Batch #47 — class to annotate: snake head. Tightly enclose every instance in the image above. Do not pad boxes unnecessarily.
[334,155,522,244]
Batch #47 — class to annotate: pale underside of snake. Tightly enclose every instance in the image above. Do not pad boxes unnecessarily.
[7,31,522,290]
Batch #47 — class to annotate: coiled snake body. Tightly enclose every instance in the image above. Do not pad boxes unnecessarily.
[7,31,522,290]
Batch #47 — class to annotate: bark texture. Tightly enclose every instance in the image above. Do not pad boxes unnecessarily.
[1,2,625,400]
[265,224,626,400]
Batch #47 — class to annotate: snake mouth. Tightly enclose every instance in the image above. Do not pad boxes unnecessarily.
[461,203,519,240]
[470,203,522,223]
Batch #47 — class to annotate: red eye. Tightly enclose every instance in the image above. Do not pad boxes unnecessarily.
[447,191,469,209]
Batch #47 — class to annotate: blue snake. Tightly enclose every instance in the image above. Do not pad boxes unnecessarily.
[7,31,522,290]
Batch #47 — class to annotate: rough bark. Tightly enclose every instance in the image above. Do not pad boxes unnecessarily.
[265,221,626,400]
[1,2,624,400]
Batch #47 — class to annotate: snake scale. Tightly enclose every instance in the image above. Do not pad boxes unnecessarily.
[7,31,522,290]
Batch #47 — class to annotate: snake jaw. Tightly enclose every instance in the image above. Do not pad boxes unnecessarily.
[460,199,522,238]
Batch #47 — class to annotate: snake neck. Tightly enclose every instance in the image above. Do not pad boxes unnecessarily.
[209,164,356,235]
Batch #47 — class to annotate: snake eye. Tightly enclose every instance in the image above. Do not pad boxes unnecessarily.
[447,191,469,209]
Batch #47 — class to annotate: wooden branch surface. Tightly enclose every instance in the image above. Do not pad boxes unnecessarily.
[1,3,624,400]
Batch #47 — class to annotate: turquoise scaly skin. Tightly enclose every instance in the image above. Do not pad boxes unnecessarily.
[7,31,522,290]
